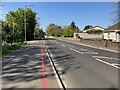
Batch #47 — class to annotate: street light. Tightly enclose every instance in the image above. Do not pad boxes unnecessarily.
[24,5,33,43]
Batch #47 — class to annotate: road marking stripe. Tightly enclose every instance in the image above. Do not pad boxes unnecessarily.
[69,48,83,54]
[93,56,120,61]
[61,44,66,47]
[111,63,120,66]
[40,43,47,89]
[94,58,120,69]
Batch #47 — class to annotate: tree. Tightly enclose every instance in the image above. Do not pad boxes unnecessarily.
[34,28,45,38]
[112,1,120,23]
[83,25,93,30]
[62,21,80,37]
[5,8,37,42]
[46,24,63,37]
[86,29,103,34]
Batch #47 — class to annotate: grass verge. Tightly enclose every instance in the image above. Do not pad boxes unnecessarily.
[1,42,25,58]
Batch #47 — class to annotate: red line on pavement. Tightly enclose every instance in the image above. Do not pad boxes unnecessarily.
[41,43,47,90]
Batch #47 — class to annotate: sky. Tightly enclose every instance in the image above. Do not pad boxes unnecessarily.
[1,2,116,31]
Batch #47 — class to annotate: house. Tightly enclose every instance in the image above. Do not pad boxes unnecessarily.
[83,26,105,33]
[92,26,105,30]
[104,22,120,42]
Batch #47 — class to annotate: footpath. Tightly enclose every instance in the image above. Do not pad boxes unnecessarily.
[2,40,61,90]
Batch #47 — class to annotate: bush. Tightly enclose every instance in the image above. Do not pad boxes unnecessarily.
[86,29,103,34]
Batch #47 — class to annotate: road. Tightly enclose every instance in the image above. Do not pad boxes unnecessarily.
[46,38,120,89]
[2,38,120,89]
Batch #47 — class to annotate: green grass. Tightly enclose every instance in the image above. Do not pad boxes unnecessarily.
[1,42,25,58]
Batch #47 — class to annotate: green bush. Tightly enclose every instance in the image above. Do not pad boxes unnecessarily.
[86,29,103,34]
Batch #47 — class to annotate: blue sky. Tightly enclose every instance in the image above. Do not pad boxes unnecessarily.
[2,2,115,31]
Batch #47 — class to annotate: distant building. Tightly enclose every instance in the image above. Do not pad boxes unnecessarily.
[104,22,120,42]
[83,26,105,33]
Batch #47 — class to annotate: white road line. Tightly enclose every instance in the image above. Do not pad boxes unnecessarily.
[69,48,83,54]
[84,51,98,54]
[95,58,120,69]
[93,56,120,61]
[61,44,66,47]
[111,63,120,66]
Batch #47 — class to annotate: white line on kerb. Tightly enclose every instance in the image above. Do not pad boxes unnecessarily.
[45,44,64,89]
[69,48,83,54]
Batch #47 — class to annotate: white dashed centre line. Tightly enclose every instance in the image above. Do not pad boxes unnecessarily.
[69,48,83,54]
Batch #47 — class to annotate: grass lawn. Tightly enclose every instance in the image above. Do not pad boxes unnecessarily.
[1,42,25,58]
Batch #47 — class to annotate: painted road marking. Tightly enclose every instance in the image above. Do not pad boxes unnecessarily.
[56,42,58,44]
[93,56,120,69]
[69,47,97,55]
[40,43,47,89]
[69,48,83,54]
[61,44,66,47]
[93,56,120,61]
[84,51,98,54]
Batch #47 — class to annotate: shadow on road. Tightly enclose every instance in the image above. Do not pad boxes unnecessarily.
[46,39,82,75]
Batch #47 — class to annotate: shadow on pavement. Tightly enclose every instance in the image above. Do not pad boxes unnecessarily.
[2,41,55,88]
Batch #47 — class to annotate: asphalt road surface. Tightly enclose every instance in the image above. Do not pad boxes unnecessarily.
[46,38,120,89]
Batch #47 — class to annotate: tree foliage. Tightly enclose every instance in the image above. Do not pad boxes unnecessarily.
[46,24,63,37]
[83,25,93,30]
[62,21,80,37]
[86,29,103,34]
[34,28,45,38]
[2,8,37,45]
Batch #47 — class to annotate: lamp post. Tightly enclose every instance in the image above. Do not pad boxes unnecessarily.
[24,5,33,43]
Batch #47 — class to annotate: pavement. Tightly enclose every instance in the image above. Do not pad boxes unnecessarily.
[2,40,60,89]
[46,38,120,89]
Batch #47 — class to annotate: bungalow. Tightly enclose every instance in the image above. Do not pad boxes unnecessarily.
[104,22,120,42]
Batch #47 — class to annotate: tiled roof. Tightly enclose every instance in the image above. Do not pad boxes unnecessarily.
[107,22,120,30]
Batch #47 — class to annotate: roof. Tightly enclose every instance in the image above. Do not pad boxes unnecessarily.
[107,22,120,30]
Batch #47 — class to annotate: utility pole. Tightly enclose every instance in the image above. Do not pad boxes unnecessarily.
[24,5,33,43]
[12,18,14,43]
[24,5,27,43]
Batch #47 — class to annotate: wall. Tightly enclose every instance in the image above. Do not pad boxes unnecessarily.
[74,33,103,39]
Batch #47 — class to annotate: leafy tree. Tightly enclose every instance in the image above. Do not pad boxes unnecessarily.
[46,24,63,37]
[34,28,45,38]
[86,29,103,34]
[83,25,93,30]
[63,21,80,37]
[5,8,37,43]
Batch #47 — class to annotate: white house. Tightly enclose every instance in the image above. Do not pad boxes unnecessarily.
[104,22,120,42]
